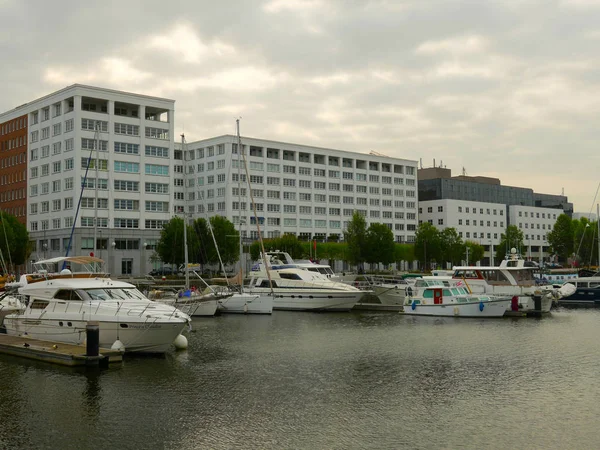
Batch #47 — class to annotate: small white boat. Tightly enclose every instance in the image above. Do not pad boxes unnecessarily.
[353,276,410,311]
[0,292,24,326]
[403,279,510,318]
[217,292,274,314]
[148,288,221,317]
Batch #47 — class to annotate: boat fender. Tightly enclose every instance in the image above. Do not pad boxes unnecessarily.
[173,334,188,350]
[479,301,484,312]
[411,300,416,310]
[111,339,125,352]
[453,307,459,316]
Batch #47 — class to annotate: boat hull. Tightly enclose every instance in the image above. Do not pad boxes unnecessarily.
[403,300,509,318]
[3,317,187,353]
[248,289,361,311]
[217,293,273,314]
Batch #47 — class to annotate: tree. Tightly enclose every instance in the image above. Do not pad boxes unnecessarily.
[496,225,525,262]
[156,217,200,268]
[344,211,367,271]
[414,222,441,270]
[364,223,395,268]
[464,241,484,265]
[547,214,573,263]
[0,213,30,268]
[208,216,239,265]
[439,227,464,267]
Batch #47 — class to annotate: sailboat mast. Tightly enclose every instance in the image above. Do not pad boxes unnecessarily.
[182,133,189,291]
[597,204,599,267]
[236,119,243,287]
[237,120,274,292]
[94,121,99,264]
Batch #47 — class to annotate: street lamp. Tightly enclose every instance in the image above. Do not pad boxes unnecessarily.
[42,242,48,259]
[143,242,148,276]
[489,239,494,266]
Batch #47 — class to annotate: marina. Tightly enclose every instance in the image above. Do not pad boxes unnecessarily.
[0,308,599,449]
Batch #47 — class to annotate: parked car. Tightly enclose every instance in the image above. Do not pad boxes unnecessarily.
[149,267,174,276]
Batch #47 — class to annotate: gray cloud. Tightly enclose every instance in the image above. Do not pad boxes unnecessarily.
[1,0,599,211]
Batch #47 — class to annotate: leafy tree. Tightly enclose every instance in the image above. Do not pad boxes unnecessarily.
[495,225,525,262]
[344,211,368,271]
[364,223,395,267]
[157,216,200,268]
[208,216,239,265]
[572,218,598,267]
[439,227,464,266]
[464,241,484,265]
[547,214,573,263]
[249,235,304,261]
[0,213,30,268]
[414,222,441,270]
[394,243,414,269]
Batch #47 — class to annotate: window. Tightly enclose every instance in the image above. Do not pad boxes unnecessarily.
[82,119,108,132]
[114,142,139,155]
[145,145,169,158]
[114,199,140,211]
[145,164,169,176]
[114,123,139,136]
[145,127,169,140]
[145,201,169,212]
[114,161,139,173]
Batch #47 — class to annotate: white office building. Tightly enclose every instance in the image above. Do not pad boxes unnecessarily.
[419,199,562,265]
[178,135,419,245]
[0,85,176,275]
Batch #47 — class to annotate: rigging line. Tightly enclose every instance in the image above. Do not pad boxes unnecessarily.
[587,181,600,218]
[206,215,230,287]
[64,126,101,265]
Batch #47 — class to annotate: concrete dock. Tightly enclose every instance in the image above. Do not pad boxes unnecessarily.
[0,334,123,367]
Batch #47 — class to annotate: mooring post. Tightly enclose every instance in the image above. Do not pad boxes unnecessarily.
[86,321,100,357]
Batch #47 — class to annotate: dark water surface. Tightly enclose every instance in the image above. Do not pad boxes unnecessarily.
[1,309,599,449]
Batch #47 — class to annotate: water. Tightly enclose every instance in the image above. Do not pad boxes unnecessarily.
[1,309,600,449]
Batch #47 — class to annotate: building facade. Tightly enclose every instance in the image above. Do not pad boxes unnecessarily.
[0,85,176,275]
[418,167,567,265]
[178,135,419,245]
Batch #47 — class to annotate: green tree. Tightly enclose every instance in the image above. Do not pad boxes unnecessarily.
[208,216,239,265]
[157,216,200,268]
[414,223,441,270]
[547,214,573,263]
[464,241,484,265]
[394,243,414,269]
[439,227,464,267]
[364,223,395,268]
[0,213,30,268]
[344,211,367,271]
[572,218,598,267]
[496,225,525,262]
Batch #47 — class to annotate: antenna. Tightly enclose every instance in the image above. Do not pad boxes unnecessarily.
[433,158,435,167]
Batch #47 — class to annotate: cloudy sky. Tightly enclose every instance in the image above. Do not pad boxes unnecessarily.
[1,0,599,211]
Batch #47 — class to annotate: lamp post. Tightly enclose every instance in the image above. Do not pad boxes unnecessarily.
[42,242,48,260]
[489,239,494,266]
[111,241,116,275]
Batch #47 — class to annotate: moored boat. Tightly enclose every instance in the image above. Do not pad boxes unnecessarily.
[3,256,191,353]
[403,279,510,318]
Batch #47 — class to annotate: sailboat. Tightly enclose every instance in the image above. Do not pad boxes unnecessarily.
[148,134,230,316]
[207,122,274,314]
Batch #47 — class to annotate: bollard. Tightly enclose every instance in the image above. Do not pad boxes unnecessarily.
[533,294,542,318]
[86,321,100,357]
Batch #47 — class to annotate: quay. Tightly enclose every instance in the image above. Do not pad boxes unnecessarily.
[0,334,123,368]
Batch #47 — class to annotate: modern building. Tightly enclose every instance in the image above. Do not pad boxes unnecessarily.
[418,167,568,265]
[0,84,176,275]
[178,135,419,245]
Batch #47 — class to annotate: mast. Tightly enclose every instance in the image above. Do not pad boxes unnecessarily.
[182,133,189,291]
[94,121,99,265]
[597,204,599,268]
[236,119,244,291]
[237,120,274,292]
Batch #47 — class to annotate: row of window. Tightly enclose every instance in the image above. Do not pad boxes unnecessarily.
[457,206,504,216]
[30,218,170,232]
[1,135,26,151]
[0,117,26,135]
[518,211,556,220]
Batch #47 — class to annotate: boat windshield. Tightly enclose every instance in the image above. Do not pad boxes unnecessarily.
[480,270,511,284]
[510,269,536,284]
[83,288,147,301]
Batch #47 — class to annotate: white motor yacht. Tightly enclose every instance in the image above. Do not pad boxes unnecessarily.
[4,256,191,353]
[247,258,365,311]
[451,249,575,316]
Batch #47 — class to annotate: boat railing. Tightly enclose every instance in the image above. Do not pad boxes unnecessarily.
[20,298,187,320]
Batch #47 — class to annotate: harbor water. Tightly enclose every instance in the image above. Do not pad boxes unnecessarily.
[1,308,599,449]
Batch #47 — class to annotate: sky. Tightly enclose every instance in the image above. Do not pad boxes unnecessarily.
[1,0,599,212]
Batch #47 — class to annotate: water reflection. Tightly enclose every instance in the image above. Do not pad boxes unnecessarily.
[0,310,599,449]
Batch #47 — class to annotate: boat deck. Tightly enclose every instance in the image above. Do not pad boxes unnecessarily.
[0,334,123,367]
